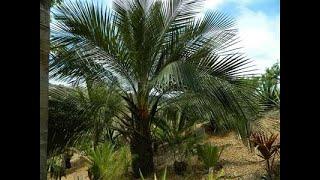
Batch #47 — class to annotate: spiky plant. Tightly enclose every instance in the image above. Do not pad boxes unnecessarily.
[258,62,280,109]
[87,142,131,180]
[250,132,280,178]
[51,0,260,176]
[153,102,204,173]
[196,143,225,170]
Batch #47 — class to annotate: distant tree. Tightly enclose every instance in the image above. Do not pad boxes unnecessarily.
[258,62,280,109]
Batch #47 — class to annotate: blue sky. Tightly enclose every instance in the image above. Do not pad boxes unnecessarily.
[203,0,280,74]
[50,0,280,85]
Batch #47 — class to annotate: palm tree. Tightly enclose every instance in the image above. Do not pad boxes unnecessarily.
[51,0,259,176]
[49,43,126,150]
[48,83,125,155]
[47,84,89,157]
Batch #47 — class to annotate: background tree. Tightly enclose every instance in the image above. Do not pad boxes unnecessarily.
[41,0,63,179]
[258,62,280,109]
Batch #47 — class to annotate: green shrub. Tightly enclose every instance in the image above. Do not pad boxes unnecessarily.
[153,104,204,162]
[87,142,131,180]
[47,155,65,180]
[250,132,280,179]
[258,62,280,109]
[196,143,224,169]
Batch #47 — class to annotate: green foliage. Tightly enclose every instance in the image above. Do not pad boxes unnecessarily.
[140,167,167,180]
[48,85,90,156]
[48,83,125,156]
[196,143,224,169]
[87,143,131,180]
[153,104,204,161]
[51,0,265,175]
[51,0,261,143]
[258,62,280,109]
[47,155,65,180]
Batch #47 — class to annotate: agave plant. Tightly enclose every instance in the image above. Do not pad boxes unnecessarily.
[51,0,260,176]
[250,132,280,178]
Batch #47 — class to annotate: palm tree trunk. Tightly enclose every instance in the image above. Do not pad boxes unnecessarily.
[130,107,154,177]
[40,0,50,179]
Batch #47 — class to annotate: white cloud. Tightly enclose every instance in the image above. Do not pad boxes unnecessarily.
[204,0,254,10]
[204,0,224,9]
[202,0,280,74]
[236,7,280,74]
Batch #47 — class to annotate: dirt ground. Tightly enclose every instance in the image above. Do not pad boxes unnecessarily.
[153,110,280,180]
[53,110,280,180]
[152,131,274,180]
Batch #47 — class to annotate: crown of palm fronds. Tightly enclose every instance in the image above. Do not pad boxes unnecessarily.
[50,0,262,139]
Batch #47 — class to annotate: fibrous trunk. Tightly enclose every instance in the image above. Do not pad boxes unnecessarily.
[129,112,154,177]
[40,0,50,179]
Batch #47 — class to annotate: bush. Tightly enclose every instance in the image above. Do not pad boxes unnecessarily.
[153,104,204,175]
[47,155,65,180]
[196,143,225,170]
[258,62,280,109]
[250,132,280,179]
[87,143,131,180]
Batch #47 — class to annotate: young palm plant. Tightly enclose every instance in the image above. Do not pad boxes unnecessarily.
[153,103,202,175]
[48,83,125,156]
[51,0,260,176]
[47,154,66,180]
[48,84,90,157]
[196,143,225,170]
[86,142,131,180]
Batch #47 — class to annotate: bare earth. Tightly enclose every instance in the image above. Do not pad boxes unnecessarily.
[154,110,280,180]
[53,110,280,180]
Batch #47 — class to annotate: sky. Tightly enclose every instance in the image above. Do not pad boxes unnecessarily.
[50,0,280,85]
[203,0,280,74]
